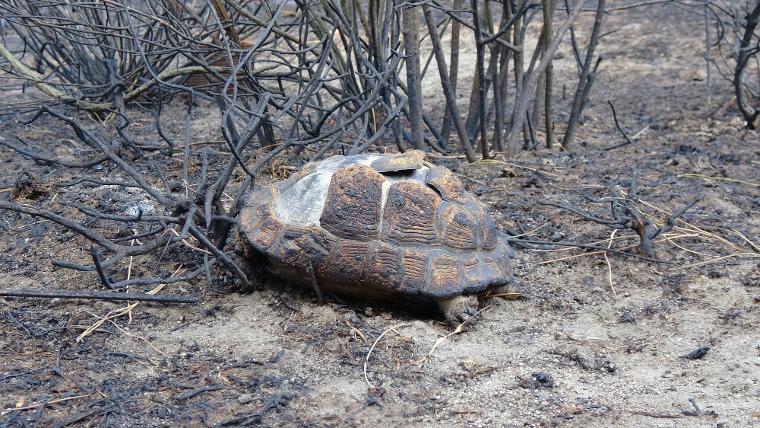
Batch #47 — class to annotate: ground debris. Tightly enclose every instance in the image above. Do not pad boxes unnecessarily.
[12,170,50,201]
[551,346,617,373]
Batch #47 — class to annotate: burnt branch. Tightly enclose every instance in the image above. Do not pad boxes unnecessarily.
[603,100,635,150]
[733,1,760,128]
[0,288,197,304]
[541,171,702,258]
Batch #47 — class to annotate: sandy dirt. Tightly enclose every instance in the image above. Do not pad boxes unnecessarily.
[1,4,759,427]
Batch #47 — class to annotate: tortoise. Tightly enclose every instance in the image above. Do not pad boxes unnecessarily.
[238,150,518,325]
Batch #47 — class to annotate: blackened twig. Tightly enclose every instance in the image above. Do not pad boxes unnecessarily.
[648,196,702,240]
[506,0,584,154]
[51,404,116,428]
[506,238,672,264]
[603,100,634,151]
[306,261,324,304]
[472,0,489,159]
[422,3,476,162]
[733,1,760,129]
[402,2,425,150]
[175,384,223,400]
[0,288,198,303]
[561,0,606,149]
[0,201,116,251]
[90,246,115,290]
[0,137,110,168]
[539,200,619,225]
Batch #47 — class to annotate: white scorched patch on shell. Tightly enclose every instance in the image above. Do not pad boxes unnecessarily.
[273,154,428,227]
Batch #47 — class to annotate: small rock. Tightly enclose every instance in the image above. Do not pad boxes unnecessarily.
[677,68,707,81]
[501,168,517,178]
[342,311,361,325]
[601,360,617,373]
[125,201,156,217]
[680,346,710,360]
[519,372,554,389]
[237,393,254,404]
[559,402,583,419]
[268,349,285,364]
[365,395,382,407]
[30,223,48,238]
[618,310,636,324]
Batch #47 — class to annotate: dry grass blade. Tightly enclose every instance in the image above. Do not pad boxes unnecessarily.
[364,323,410,389]
[419,322,468,368]
[100,316,167,360]
[724,228,760,253]
[345,320,367,342]
[489,291,523,299]
[418,306,490,368]
[507,222,550,239]
[77,266,184,342]
[678,173,759,187]
[604,229,618,297]
[538,250,607,265]
[536,235,639,253]
[542,189,756,274]
[1,394,92,415]
[679,253,760,269]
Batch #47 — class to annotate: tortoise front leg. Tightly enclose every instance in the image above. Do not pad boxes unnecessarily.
[437,295,479,327]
